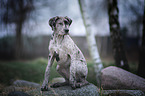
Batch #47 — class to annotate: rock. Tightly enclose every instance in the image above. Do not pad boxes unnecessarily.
[101,66,145,92]
[102,90,144,96]
[51,77,65,83]
[8,91,30,96]
[12,80,40,88]
[26,83,100,96]
[4,86,30,93]
[3,80,40,95]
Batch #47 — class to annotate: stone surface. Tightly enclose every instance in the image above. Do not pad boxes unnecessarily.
[12,80,40,88]
[101,66,145,92]
[3,80,40,95]
[102,90,144,96]
[8,91,30,96]
[51,77,65,83]
[26,83,100,96]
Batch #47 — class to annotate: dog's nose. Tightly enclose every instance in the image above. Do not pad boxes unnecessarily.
[64,29,69,33]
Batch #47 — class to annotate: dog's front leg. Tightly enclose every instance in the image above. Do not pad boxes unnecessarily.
[69,59,77,89]
[41,53,54,91]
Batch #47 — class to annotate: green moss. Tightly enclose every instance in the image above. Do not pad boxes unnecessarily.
[0,58,60,86]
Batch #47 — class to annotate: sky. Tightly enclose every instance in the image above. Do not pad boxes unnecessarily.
[23,0,88,36]
[0,0,144,37]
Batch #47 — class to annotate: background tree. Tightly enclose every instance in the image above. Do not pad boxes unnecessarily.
[138,2,145,78]
[78,0,103,87]
[2,0,34,59]
[108,0,129,70]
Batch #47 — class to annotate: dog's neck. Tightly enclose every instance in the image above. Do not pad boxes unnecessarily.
[52,32,67,44]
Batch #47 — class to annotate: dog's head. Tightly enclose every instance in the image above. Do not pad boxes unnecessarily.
[49,16,72,35]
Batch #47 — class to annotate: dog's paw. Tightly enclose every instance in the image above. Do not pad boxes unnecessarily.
[71,83,81,89]
[75,83,81,88]
[41,85,50,91]
[50,83,61,88]
[71,84,76,90]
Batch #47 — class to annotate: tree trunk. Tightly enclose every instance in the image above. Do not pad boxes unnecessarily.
[78,0,103,87]
[15,21,23,59]
[138,3,145,78]
[108,0,129,70]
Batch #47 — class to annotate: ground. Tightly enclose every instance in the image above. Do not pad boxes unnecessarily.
[0,58,138,93]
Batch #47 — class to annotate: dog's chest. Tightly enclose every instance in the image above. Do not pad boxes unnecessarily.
[49,41,66,54]
[49,36,74,55]
[49,39,70,64]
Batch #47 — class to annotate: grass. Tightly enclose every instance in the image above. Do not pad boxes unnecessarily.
[0,58,138,89]
[0,58,61,86]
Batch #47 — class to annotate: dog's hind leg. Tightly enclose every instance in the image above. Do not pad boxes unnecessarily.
[50,65,70,88]
[75,61,89,88]
[75,77,89,88]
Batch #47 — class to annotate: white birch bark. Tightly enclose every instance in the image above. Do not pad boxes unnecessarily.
[78,0,103,87]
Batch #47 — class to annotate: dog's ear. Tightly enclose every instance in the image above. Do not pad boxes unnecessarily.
[65,16,72,26]
[49,16,60,30]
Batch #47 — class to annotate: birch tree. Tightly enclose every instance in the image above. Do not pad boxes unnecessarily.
[78,0,103,87]
[108,0,129,70]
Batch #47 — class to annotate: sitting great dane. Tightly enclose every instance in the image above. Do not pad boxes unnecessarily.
[41,16,89,91]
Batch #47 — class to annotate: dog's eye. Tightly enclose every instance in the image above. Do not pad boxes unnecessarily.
[59,23,63,25]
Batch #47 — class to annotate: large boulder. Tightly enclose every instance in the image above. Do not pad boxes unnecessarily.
[101,66,145,92]
[26,83,100,96]
[8,91,30,96]
[3,80,40,94]
[12,80,40,88]
[51,77,65,83]
[102,90,144,96]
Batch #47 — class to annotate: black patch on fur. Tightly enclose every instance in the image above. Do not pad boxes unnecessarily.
[50,33,54,40]
[54,53,60,62]
[64,16,72,26]
[49,55,51,59]
[49,16,60,30]
[78,51,80,54]
[80,60,83,62]
[50,36,53,40]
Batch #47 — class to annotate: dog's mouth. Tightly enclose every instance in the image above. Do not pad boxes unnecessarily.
[58,32,69,36]
[64,32,69,35]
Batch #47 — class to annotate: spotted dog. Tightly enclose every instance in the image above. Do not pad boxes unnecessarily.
[41,16,89,91]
